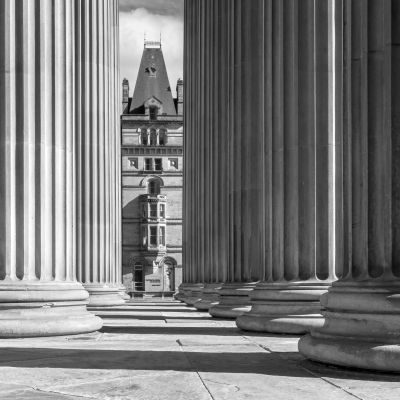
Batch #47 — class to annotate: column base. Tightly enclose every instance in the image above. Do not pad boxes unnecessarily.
[193,283,222,311]
[236,282,328,334]
[174,283,191,302]
[0,281,102,337]
[85,284,126,307]
[120,292,131,301]
[209,282,255,319]
[118,286,131,301]
[182,283,204,306]
[299,281,400,372]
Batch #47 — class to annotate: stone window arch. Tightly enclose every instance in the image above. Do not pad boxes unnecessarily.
[148,178,161,195]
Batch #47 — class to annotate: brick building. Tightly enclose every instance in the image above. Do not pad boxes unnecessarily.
[121,41,183,297]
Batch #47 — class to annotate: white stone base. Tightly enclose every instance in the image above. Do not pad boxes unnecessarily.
[299,334,400,372]
[193,283,222,311]
[0,281,102,337]
[119,292,130,301]
[174,283,201,304]
[180,283,204,306]
[237,313,324,334]
[299,282,400,372]
[208,282,255,319]
[236,282,327,334]
[85,285,126,307]
[118,287,130,301]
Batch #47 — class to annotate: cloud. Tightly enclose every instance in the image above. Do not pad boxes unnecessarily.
[119,0,184,16]
[119,6,183,99]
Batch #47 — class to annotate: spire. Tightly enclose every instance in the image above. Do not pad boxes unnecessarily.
[129,41,176,115]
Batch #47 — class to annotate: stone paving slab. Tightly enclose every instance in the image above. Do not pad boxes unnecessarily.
[0,300,399,399]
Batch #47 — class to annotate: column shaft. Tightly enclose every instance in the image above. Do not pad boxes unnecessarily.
[236,0,337,334]
[0,0,101,337]
[183,1,264,316]
[75,0,124,307]
[299,0,400,372]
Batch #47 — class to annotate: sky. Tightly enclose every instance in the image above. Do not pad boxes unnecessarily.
[119,0,184,99]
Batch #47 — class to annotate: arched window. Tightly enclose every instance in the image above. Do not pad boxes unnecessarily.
[141,129,148,145]
[159,129,167,146]
[148,179,161,195]
[150,129,157,146]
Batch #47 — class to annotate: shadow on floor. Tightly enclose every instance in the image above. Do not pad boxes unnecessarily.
[0,347,326,377]
[95,315,215,321]
[0,347,397,382]
[90,308,201,313]
[100,325,300,339]
[100,325,242,336]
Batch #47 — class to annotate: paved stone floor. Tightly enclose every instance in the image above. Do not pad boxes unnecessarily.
[0,300,399,399]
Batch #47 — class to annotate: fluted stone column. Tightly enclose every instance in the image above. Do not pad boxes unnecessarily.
[189,0,228,312]
[299,0,400,372]
[75,0,124,307]
[237,0,339,334]
[208,0,265,319]
[0,0,102,336]
[177,0,203,306]
[183,1,264,318]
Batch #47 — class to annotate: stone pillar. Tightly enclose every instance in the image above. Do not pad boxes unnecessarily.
[177,0,205,306]
[182,0,264,317]
[191,0,229,311]
[299,0,400,372]
[208,0,265,319]
[237,0,338,334]
[0,0,102,336]
[75,0,124,307]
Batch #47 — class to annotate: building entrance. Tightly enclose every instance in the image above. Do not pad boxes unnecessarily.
[133,264,144,292]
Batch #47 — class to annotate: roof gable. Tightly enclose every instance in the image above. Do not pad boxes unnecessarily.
[129,45,177,115]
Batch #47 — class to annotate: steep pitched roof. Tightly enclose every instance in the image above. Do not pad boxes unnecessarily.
[129,43,177,115]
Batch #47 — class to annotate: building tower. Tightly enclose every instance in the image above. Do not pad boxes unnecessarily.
[120,40,183,297]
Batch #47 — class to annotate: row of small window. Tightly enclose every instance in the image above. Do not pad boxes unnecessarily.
[140,129,167,146]
[123,147,182,156]
[142,226,166,247]
[143,203,165,219]
[129,158,178,171]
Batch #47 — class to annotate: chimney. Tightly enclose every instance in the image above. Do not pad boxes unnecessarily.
[122,78,129,114]
[176,78,183,115]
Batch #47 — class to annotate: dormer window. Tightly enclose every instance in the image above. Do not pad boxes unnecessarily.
[149,106,158,120]
[145,65,157,77]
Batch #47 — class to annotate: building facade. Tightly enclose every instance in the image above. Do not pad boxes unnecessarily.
[121,41,183,297]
